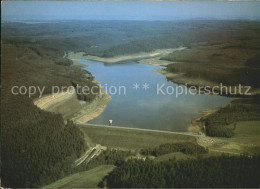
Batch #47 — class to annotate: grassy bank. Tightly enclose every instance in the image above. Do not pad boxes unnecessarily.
[208,121,260,155]
[79,123,260,156]
[79,125,197,150]
[42,165,115,189]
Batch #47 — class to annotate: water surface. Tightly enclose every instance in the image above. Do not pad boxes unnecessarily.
[81,59,232,132]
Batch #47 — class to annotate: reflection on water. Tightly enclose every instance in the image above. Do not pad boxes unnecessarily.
[80,59,232,132]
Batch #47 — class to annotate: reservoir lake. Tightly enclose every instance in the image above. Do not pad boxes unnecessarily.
[80,59,232,132]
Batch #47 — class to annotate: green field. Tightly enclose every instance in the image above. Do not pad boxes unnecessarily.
[229,121,260,145]
[216,120,260,145]
[42,165,115,189]
[79,125,196,150]
[209,121,260,155]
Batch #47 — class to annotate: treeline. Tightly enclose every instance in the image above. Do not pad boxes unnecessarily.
[74,143,207,174]
[90,37,181,58]
[205,100,260,137]
[166,62,260,88]
[55,58,73,66]
[81,21,260,58]
[140,142,207,156]
[71,80,99,103]
[1,37,97,187]
[101,155,260,188]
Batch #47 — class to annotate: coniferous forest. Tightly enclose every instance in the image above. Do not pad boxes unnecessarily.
[102,155,260,188]
[1,37,95,187]
[205,99,260,137]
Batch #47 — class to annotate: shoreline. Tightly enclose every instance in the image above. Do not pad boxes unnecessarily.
[67,54,112,123]
[72,91,111,123]
[154,68,218,89]
[70,47,186,64]
[68,48,230,133]
[34,52,112,124]
[188,107,220,134]
[68,51,88,68]
[154,68,260,96]
[67,48,248,135]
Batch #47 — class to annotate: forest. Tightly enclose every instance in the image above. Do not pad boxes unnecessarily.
[102,155,260,188]
[162,21,260,88]
[205,97,260,137]
[1,34,99,187]
[140,142,208,156]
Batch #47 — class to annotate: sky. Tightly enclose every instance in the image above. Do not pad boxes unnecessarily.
[2,1,260,21]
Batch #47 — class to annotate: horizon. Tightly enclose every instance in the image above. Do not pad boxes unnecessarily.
[2,1,260,21]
